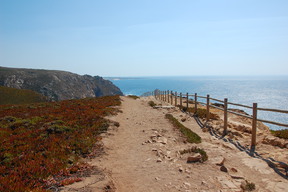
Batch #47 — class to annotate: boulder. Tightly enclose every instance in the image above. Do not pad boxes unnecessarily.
[262,136,288,148]
[187,154,202,163]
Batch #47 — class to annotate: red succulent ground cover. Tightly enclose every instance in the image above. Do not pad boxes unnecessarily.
[0,96,121,192]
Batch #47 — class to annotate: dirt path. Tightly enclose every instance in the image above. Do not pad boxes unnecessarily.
[62,96,287,192]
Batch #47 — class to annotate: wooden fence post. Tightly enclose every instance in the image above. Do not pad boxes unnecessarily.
[186,93,189,109]
[223,98,228,135]
[167,90,170,103]
[251,103,258,148]
[171,91,173,105]
[194,93,197,113]
[206,94,210,122]
[175,92,177,106]
[180,93,182,107]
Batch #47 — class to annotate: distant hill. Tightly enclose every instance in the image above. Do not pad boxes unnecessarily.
[0,86,48,105]
[0,67,123,101]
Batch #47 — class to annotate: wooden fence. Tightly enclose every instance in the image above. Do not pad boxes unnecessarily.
[143,90,288,148]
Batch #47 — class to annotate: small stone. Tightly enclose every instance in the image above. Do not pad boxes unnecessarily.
[216,157,226,166]
[183,182,191,187]
[187,154,202,163]
[158,137,168,144]
[155,177,160,181]
[152,148,158,151]
[181,118,187,122]
[179,167,184,172]
[231,167,238,172]
[201,181,208,186]
[157,158,162,162]
[220,165,228,173]
[277,162,288,169]
[202,127,209,132]
[230,175,244,180]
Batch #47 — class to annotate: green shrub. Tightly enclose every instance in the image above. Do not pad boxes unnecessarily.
[179,106,219,120]
[242,180,256,191]
[165,114,201,143]
[148,101,156,107]
[128,95,140,100]
[179,147,208,162]
[270,129,288,139]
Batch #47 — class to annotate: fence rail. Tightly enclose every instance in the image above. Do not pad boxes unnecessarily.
[143,90,288,148]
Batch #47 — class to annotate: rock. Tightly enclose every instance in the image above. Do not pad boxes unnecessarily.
[230,174,245,180]
[231,167,238,172]
[152,148,158,152]
[156,158,162,163]
[240,180,247,190]
[217,176,238,189]
[187,154,202,163]
[183,182,191,188]
[276,162,288,169]
[236,124,252,133]
[158,137,168,144]
[231,131,243,138]
[202,127,209,132]
[181,118,187,122]
[262,136,287,148]
[220,165,228,172]
[216,157,226,166]
[179,167,184,172]
[201,181,207,185]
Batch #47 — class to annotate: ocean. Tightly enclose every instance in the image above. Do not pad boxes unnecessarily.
[108,76,288,131]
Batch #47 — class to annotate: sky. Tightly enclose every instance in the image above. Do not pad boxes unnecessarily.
[0,0,288,77]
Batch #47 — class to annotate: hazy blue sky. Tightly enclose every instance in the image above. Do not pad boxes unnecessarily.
[1,0,288,77]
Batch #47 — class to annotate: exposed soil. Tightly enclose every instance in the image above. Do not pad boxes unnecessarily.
[61,96,288,192]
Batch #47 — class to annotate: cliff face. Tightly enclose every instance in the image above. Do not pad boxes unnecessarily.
[0,67,123,101]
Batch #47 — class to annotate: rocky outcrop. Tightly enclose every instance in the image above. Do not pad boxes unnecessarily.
[262,136,288,149]
[0,67,123,101]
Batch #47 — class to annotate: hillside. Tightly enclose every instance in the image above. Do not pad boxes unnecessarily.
[0,86,48,105]
[0,66,123,101]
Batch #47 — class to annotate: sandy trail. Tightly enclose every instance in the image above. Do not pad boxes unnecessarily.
[63,96,287,192]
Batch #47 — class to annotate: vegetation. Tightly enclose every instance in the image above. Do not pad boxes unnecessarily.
[270,129,288,139]
[242,180,256,191]
[0,86,48,105]
[165,114,201,143]
[0,96,121,191]
[148,101,156,107]
[127,95,140,100]
[180,106,219,120]
[179,147,208,162]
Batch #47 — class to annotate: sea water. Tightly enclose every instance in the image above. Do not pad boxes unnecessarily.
[108,76,288,130]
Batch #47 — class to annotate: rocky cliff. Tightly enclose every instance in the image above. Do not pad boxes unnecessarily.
[0,67,123,101]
